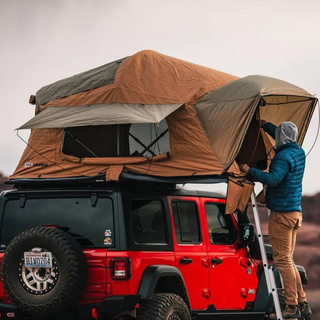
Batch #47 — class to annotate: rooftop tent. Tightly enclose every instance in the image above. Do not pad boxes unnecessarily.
[11,50,238,180]
[11,52,317,182]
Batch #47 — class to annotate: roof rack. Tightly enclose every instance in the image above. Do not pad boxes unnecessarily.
[5,171,229,189]
[5,173,107,188]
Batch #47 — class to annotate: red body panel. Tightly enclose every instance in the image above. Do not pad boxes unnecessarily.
[168,196,210,310]
[80,249,109,305]
[105,251,175,297]
[199,198,259,309]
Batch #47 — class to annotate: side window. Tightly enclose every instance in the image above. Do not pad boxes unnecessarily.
[172,201,201,244]
[205,202,236,244]
[131,199,167,244]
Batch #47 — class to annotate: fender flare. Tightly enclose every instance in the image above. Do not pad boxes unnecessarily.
[137,265,190,307]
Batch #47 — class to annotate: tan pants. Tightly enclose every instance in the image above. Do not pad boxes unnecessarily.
[268,211,306,306]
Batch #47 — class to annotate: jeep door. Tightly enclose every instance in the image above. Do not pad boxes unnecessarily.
[168,196,210,310]
[200,198,258,310]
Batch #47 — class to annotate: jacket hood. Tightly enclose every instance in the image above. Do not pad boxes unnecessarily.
[275,122,298,147]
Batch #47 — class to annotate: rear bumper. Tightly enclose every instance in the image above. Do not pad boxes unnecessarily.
[0,295,141,320]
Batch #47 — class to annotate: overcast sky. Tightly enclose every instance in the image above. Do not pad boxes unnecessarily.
[0,0,319,195]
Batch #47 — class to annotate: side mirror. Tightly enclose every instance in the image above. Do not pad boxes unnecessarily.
[239,223,255,244]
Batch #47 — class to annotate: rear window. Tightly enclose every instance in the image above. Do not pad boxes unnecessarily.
[0,197,114,249]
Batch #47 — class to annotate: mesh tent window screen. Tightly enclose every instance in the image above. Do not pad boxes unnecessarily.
[62,120,170,158]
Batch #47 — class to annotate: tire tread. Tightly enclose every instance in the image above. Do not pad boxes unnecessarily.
[137,293,190,320]
[1,227,87,317]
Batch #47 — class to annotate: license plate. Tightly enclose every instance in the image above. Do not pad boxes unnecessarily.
[24,252,52,268]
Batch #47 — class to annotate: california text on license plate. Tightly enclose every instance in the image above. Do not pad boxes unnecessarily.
[24,252,52,268]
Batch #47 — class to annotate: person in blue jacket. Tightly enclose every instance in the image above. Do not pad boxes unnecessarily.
[240,121,313,320]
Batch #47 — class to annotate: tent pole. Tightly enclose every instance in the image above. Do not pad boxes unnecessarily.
[129,133,156,156]
[138,129,168,156]
[64,130,98,157]
[250,190,283,320]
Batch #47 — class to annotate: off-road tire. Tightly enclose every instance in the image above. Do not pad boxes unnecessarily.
[1,227,87,317]
[137,293,191,320]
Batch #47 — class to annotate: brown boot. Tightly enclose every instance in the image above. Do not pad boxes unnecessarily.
[299,301,313,320]
[269,304,301,319]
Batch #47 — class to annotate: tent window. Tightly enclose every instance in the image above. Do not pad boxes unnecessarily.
[62,120,169,158]
[129,120,169,157]
[62,125,131,158]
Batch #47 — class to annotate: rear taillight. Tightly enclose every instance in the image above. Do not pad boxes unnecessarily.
[111,258,131,280]
[91,308,98,319]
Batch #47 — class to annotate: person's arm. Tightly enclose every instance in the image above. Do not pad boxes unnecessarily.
[247,157,290,187]
[263,122,277,140]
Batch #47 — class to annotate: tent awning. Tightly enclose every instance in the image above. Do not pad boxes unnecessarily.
[18,103,183,129]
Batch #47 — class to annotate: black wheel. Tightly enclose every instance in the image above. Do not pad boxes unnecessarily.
[137,293,191,320]
[1,227,87,317]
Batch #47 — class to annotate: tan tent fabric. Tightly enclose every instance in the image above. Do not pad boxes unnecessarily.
[196,75,317,171]
[260,97,315,145]
[226,177,254,214]
[125,104,225,177]
[39,50,237,111]
[10,54,318,182]
[36,57,127,109]
[12,105,225,179]
[19,103,183,129]
[12,51,237,180]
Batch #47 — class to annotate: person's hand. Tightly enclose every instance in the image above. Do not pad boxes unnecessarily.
[240,164,251,174]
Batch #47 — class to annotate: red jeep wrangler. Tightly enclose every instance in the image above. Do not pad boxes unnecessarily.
[0,177,308,320]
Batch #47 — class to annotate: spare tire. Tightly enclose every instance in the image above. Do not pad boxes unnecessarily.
[1,227,87,317]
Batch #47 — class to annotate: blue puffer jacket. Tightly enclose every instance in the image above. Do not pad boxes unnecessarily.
[248,123,305,212]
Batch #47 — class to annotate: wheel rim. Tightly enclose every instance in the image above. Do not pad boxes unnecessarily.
[168,314,181,320]
[18,248,59,295]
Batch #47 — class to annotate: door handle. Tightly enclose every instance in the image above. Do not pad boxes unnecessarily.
[180,258,193,265]
[211,257,223,265]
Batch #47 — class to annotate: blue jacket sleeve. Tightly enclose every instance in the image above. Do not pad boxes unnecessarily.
[247,157,290,187]
[263,122,277,139]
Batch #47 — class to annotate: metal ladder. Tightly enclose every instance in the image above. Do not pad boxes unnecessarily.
[250,190,283,320]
